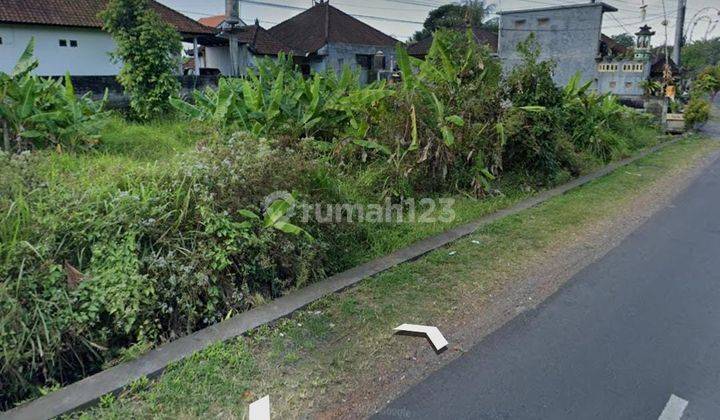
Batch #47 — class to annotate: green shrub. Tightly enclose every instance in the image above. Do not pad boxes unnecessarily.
[500,36,572,178]
[685,97,711,129]
[383,29,504,197]
[0,135,346,406]
[560,76,637,162]
[693,65,720,100]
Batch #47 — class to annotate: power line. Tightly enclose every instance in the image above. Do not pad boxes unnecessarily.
[239,0,426,24]
[608,13,633,33]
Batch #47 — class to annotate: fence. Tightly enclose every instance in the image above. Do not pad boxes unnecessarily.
[61,75,221,108]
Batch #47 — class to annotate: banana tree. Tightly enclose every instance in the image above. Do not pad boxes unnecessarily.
[0,38,109,152]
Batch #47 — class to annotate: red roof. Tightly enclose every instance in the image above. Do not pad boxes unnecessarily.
[193,17,293,56]
[198,15,226,29]
[0,0,214,36]
[269,2,398,54]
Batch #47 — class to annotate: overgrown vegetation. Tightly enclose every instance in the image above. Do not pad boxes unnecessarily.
[81,137,719,419]
[685,64,720,129]
[101,0,182,120]
[682,37,720,77]
[0,40,110,152]
[1,30,661,409]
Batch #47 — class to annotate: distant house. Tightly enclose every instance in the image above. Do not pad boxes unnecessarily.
[268,1,399,83]
[194,16,291,75]
[0,0,214,76]
[497,2,679,99]
[596,25,680,98]
[498,2,618,87]
[407,27,498,59]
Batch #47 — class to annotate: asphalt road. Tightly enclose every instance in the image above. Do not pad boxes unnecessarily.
[376,152,720,420]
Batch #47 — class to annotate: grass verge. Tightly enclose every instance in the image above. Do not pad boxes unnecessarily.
[74,137,720,419]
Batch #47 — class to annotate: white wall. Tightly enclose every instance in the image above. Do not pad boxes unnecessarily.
[204,45,276,75]
[499,4,605,88]
[204,46,232,74]
[0,24,121,76]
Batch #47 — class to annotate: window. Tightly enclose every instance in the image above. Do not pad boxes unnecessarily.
[622,63,644,73]
[537,17,550,27]
[0,37,3,45]
[59,39,68,47]
[625,82,633,88]
[598,63,617,72]
[356,54,372,69]
[514,19,526,28]
[609,81,617,89]
[70,40,78,48]
[337,58,344,69]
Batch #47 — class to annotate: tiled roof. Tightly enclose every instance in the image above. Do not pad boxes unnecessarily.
[650,53,679,76]
[600,34,629,55]
[193,17,293,56]
[236,24,293,56]
[0,0,215,35]
[198,15,226,29]
[407,27,498,57]
[268,1,398,54]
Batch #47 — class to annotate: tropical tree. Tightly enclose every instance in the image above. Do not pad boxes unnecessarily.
[101,0,181,120]
[0,39,109,152]
[410,1,495,42]
[611,33,635,49]
[682,37,720,76]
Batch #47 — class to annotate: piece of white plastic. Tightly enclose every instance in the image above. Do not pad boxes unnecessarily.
[249,395,270,420]
[394,324,449,351]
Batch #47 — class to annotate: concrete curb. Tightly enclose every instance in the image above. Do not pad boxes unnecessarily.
[1,140,680,420]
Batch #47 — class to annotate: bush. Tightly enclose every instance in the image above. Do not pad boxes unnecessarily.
[0,135,346,406]
[694,65,720,100]
[685,97,711,129]
[500,36,575,178]
[382,29,505,197]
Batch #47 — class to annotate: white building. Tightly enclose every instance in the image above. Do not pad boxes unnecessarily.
[195,15,291,76]
[0,0,215,76]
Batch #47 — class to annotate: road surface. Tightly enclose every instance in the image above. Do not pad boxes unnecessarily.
[376,150,720,419]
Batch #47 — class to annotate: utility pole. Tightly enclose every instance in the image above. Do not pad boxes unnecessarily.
[672,0,687,68]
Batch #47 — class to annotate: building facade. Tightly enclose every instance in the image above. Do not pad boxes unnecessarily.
[596,61,650,97]
[0,24,120,76]
[498,2,618,88]
[0,0,215,76]
[268,1,398,83]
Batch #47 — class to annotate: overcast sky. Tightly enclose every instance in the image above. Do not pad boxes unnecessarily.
[158,0,719,44]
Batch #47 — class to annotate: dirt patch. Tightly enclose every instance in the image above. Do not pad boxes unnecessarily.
[313,146,720,419]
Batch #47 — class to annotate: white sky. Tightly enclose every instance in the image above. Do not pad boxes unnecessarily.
[158,0,720,44]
